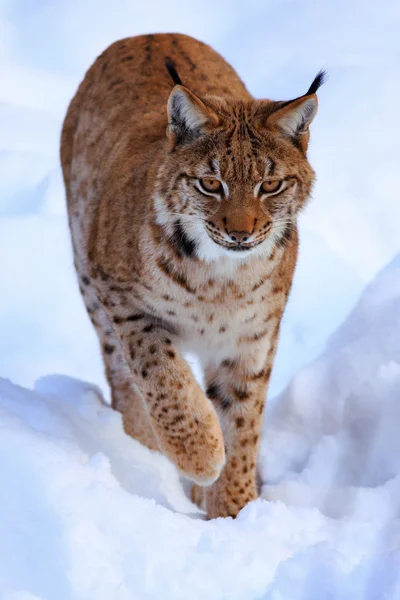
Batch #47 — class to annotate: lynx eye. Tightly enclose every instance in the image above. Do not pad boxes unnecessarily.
[199,178,223,193]
[261,180,282,195]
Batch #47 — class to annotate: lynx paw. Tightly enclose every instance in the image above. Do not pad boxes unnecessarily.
[155,399,225,485]
[192,478,258,519]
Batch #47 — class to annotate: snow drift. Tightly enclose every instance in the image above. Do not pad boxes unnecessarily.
[1,254,399,600]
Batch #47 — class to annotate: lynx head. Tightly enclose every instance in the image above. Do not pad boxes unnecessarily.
[154,59,325,262]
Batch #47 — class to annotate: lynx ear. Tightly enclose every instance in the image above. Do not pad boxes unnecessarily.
[167,85,219,148]
[269,96,318,137]
[267,70,326,152]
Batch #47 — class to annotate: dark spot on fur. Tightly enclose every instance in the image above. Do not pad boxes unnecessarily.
[222,359,236,369]
[242,328,270,343]
[206,383,231,410]
[169,220,197,259]
[157,257,196,294]
[235,388,250,401]
[126,313,147,322]
[251,275,269,292]
[170,414,185,425]
[276,223,294,249]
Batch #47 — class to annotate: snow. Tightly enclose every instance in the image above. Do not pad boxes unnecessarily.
[1,255,400,599]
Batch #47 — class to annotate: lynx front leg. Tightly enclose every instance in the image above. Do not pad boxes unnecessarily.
[113,312,225,485]
[193,341,277,518]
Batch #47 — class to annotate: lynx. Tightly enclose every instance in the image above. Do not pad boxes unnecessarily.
[61,33,324,518]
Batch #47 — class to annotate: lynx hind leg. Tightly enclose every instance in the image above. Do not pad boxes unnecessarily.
[78,270,159,451]
[103,342,160,451]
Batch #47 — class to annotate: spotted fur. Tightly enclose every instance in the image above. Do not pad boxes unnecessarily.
[61,33,323,518]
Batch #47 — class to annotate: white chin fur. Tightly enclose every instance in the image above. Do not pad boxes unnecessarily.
[153,193,288,264]
[182,217,283,263]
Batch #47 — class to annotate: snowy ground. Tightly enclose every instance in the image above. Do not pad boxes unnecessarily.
[2,0,400,598]
[1,252,400,600]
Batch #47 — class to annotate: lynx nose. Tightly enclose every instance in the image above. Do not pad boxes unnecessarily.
[228,230,252,244]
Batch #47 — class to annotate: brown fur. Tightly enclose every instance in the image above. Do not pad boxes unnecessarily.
[61,33,322,518]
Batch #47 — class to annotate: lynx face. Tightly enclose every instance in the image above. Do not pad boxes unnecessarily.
[155,83,321,262]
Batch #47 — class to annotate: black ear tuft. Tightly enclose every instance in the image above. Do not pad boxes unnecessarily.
[305,69,327,95]
[165,57,183,86]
